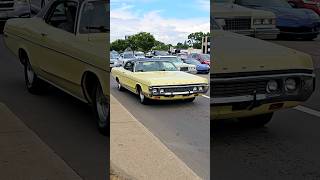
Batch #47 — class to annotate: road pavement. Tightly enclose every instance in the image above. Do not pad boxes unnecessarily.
[212,37,320,180]
[110,74,210,179]
[0,35,108,180]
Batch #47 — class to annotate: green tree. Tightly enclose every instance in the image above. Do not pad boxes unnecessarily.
[128,32,156,53]
[153,40,169,51]
[187,32,210,49]
[110,39,129,52]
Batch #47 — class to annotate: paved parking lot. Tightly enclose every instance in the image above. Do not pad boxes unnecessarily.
[110,74,210,179]
[212,36,320,180]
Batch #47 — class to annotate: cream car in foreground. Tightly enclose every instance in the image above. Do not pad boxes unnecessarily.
[212,0,280,39]
[3,0,109,135]
[211,17,315,126]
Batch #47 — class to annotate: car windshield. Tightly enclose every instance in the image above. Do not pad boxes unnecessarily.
[79,1,109,33]
[135,61,177,72]
[201,54,210,60]
[123,53,134,59]
[160,57,183,64]
[135,52,144,56]
[235,0,291,8]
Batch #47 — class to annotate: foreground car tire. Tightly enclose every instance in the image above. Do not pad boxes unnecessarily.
[137,87,149,105]
[23,56,47,94]
[93,83,109,136]
[238,113,273,127]
[116,78,124,91]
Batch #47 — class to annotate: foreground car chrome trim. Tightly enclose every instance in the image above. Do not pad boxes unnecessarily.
[212,73,315,82]
[211,94,267,104]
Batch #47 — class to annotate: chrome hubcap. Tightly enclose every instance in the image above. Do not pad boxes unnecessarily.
[26,63,34,85]
[96,86,108,127]
[139,90,144,102]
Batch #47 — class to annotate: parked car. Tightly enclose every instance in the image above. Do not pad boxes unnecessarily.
[134,51,145,59]
[235,0,320,40]
[3,0,109,134]
[153,56,197,73]
[111,59,209,104]
[288,0,320,16]
[120,51,136,65]
[177,53,188,60]
[184,58,210,74]
[212,0,280,39]
[211,17,315,126]
[188,53,210,65]
[0,0,39,31]
[110,53,121,69]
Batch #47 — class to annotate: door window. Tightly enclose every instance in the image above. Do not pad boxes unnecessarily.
[46,1,78,33]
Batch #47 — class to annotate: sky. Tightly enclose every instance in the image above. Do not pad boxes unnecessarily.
[110,0,210,45]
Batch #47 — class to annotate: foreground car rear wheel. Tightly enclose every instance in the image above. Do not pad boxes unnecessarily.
[238,113,273,127]
[24,56,46,94]
[116,78,124,91]
[94,84,109,135]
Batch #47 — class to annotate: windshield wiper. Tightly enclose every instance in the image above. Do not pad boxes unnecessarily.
[86,26,109,32]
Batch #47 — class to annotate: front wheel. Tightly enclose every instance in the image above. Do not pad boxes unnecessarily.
[238,113,273,127]
[137,87,149,105]
[93,84,109,135]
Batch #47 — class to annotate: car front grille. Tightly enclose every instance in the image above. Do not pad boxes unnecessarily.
[223,18,251,31]
[212,80,267,98]
[180,67,188,71]
[0,0,14,11]
[164,87,194,93]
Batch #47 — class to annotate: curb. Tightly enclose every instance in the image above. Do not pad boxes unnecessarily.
[110,95,202,180]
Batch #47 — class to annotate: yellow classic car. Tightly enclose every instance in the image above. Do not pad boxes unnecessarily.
[111,59,209,104]
[3,0,109,134]
[211,17,315,126]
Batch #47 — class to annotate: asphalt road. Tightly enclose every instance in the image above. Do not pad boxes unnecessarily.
[0,35,108,180]
[110,73,210,179]
[212,36,320,180]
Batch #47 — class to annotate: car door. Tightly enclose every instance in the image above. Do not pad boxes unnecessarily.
[38,0,84,97]
[121,62,136,92]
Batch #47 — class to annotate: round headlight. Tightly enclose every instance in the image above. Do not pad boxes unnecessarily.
[160,89,165,94]
[267,80,278,93]
[199,86,203,91]
[193,87,198,91]
[152,89,158,94]
[285,78,297,91]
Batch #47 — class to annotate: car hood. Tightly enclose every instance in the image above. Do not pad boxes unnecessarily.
[134,71,208,86]
[212,30,314,74]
